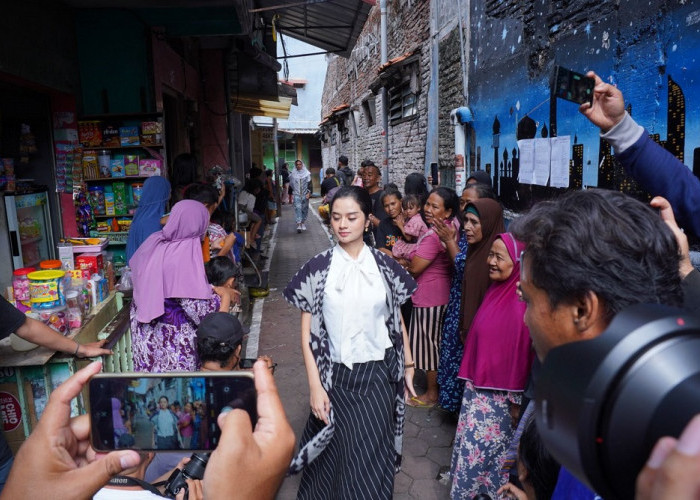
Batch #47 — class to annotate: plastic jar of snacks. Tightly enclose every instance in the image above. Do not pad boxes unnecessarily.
[12,267,35,303]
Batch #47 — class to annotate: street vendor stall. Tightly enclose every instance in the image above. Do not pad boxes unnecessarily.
[0,291,133,453]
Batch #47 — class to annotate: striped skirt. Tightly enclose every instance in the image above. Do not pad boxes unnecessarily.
[297,349,397,500]
[409,305,447,371]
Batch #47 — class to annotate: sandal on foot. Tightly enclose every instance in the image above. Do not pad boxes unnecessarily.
[406,396,435,408]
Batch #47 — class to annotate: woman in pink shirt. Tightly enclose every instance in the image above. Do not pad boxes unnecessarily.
[178,402,194,448]
[406,187,462,407]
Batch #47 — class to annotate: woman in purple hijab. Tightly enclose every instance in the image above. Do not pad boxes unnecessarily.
[129,200,237,371]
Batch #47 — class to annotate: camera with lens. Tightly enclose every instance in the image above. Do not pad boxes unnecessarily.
[163,453,209,499]
[535,304,700,499]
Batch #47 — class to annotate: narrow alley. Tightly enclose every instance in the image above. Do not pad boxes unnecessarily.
[249,202,456,500]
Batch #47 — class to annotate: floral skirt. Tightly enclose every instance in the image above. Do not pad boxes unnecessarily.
[450,381,522,499]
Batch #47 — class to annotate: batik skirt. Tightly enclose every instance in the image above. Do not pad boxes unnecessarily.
[450,380,522,499]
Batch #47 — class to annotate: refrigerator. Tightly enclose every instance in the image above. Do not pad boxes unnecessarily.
[4,190,55,270]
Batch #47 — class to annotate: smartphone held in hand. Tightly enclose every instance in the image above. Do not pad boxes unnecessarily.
[552,65,594,105]
[89,372,256,452]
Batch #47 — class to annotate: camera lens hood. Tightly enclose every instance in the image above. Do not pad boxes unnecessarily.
[535,303,700,499]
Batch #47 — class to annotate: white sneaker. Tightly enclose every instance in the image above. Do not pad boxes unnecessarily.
[297,223,302,233]
[301,223,307,231]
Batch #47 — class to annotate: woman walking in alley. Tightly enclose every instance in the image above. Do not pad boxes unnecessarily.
[284,186,418,499]
[289,159,312,232]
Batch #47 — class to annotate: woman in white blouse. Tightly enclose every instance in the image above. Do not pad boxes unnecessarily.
[284,186,418,499]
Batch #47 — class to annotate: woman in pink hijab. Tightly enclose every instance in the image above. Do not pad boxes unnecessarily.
[129,200,237,371]
[450,233,535,498]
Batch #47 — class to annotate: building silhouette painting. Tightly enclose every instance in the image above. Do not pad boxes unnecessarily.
[667,76,685,163]
[570,136,583,191]
[468,74,692,209]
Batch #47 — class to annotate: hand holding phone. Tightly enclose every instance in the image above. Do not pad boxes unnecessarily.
[430,163,439,186]
[553,65,594,105]
[1,361,141,500]
[204,361,294,500]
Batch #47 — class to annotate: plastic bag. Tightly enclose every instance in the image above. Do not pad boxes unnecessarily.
[116,266,133,291]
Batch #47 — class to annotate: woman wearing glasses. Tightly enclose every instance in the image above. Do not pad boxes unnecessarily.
[450,233,535,499]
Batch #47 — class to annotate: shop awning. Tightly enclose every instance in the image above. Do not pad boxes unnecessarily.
[255,0,376,58]
[61,0,254,37]
[231,94,293,119]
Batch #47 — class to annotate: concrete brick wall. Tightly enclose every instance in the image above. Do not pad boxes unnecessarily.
[322,0,700,211]
[320,3,434,186]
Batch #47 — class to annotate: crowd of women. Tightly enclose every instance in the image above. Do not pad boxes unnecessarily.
[119,106,698,498]
[282,164,543,499]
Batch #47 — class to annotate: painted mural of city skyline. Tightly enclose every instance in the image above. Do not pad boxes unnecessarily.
[466,0,700,205]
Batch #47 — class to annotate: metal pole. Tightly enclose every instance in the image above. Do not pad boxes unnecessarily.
[380,0,389,183]
[273,118,281,216]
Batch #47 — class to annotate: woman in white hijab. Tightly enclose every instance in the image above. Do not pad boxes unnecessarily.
[289,159,312,233]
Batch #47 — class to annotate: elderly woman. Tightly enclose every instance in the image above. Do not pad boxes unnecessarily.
[129,200,238,371]
[450,233,535,498]
[460,198,505,341]
[406,187,462,407]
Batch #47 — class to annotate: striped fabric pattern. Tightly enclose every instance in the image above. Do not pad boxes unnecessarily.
[283,247,417,475]
[297,351,396,499]
[409,305,447,371]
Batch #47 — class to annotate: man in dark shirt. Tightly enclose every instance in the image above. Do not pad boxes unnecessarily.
[0,296,111,492]
[337,155,354,187]
[320,168,341,197]
[361,162,389,245]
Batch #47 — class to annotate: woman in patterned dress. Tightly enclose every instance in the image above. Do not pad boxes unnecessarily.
[129,200,238,372]
[437,183,498,413]
[450,233,534,498]
[284,186,418,499]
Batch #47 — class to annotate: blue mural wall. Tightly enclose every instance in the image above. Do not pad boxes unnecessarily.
[468,0,700,205]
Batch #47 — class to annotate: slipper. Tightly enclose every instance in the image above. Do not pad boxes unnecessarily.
[406,396,435,409]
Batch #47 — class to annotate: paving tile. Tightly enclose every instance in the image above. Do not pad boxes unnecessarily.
[418,426,456,448]
[403,435,430,457]
[394,471,412,494]
[409,478,451,500]
[401,453,440,480]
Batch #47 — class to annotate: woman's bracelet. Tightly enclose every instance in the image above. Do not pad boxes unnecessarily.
[405,362,415,369]
[73,340,81,357]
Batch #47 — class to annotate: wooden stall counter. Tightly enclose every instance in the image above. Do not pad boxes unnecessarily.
[0,293,122,453]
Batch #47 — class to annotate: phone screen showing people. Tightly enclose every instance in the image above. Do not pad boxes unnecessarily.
[89,373,256,451]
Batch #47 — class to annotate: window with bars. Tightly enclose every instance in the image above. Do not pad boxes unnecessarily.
[339,119,349,142]
[389,79,417,125]
[362,97,376,127]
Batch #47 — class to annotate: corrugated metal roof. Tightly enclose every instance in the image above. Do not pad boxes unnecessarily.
[279,127,318,134]
[256,0,375,58]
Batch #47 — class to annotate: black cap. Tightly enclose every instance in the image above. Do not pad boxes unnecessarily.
[197,312,247,346]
